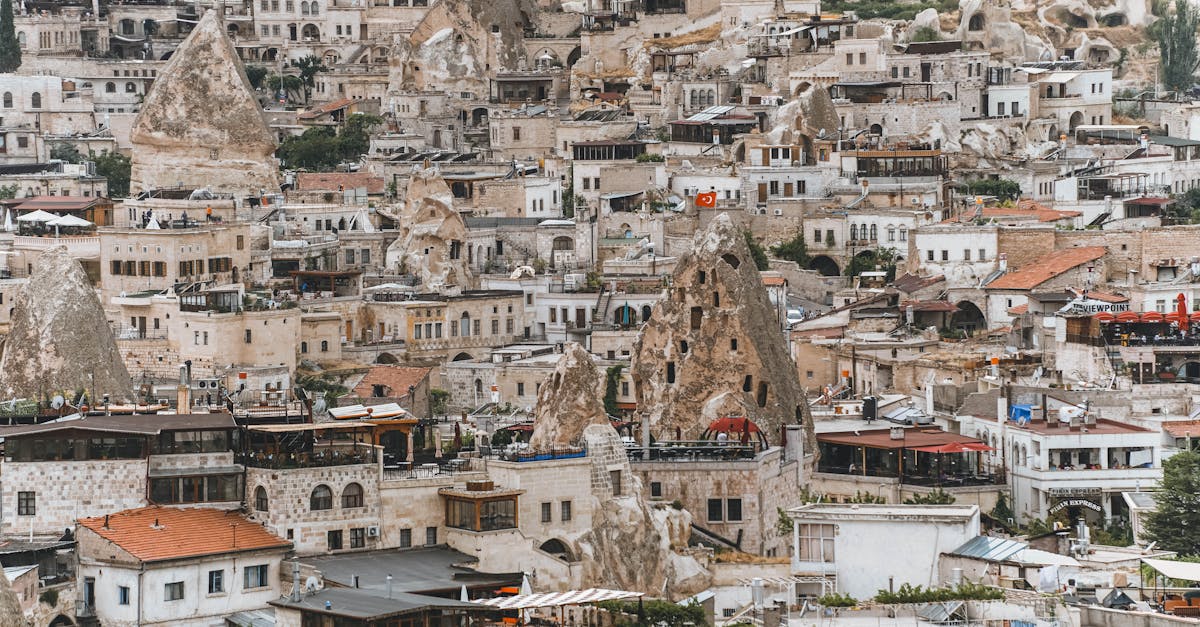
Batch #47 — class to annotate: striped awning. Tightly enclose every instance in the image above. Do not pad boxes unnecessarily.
[477,589,643,610]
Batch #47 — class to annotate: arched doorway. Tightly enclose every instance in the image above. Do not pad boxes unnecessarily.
[808,255,840,276]
[968,13,984,31]
[951,301,986,335]
[1048,124,1059,142]
[49,616,75,627]
[1068,111,1084,132]
[452,352,474,361]
[641,305,652,322]
[539,538,575,561]
[302,23,320,40]
[869,123,883,135]
[567,46,582,66]
[227,23,240,37]
[614,305,636,326]
[376,353,399,364]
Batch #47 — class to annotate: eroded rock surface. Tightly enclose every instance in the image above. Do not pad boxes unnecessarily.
[129,11,280,195]
[381,167,473,290]
[0,247,132,401]
[632,213,815,456]
[528,343,608,450]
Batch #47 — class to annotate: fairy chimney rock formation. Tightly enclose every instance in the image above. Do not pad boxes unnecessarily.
[528,343,608,450]
[0,246,132,401]
[381,167,473,290]
[632,213,815,456]
[129,11,280,195]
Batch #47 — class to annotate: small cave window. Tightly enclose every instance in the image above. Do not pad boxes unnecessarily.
[795,406,804,424]
[756,382,768,408]
[730,338,738,351]
[742,375,753,392]
[680,340,688,354]
[690,306,703,330]
[721,253,741,269]
[666,362,676,384]
[698,270,706,284]
[713,291,720,307]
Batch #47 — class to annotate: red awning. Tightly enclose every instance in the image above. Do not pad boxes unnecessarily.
[1166,312,1184,323]
[1093,312,1115,322]
[705,416,761,433]
[1190,312,1200,322]
[1115,311,1140,323]
[910,441,995,454]
[1142,312,1165,323]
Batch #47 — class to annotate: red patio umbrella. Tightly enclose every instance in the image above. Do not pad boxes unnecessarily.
[1141,311,1165,323]
[1115,311,1140,323]
[1093,311,1115,323]
[1166,312,1184,324]
[1179,293,1190,333]
[910,441,991,454]
[1190,311,1200,323]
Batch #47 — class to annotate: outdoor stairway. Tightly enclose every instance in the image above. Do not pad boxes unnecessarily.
[593,285,611,322]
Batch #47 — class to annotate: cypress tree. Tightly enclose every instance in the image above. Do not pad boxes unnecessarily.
[0,0,20,74]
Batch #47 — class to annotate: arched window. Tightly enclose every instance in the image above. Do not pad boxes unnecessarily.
[899,227,908,242]
[849,224,858,240]
[125,82,137,93]
[869,224,877,240]
[310,485,333,510]
[2,92,11,108]
[310,2,319,14]
[301,0,309,13]
[689,90,698,108]
[254,486,268,511]
[460,312,471,337]
[30,92,41,109]
[342,482,364,508]
[887,227,896,242]
[15,32,23,48]
[320,340,329,352]
[105,82,116,93]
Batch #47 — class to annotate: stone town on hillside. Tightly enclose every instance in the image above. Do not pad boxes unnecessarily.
[3,0,1200,625]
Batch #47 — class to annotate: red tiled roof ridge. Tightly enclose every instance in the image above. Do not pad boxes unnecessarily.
[987,246,1106,290]
[78,506,290,563]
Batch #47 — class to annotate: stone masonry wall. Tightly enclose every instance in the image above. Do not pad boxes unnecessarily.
[246,464,382,556]
[2,459,148,536]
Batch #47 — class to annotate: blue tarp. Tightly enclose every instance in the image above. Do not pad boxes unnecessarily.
[1009,404,1033,423]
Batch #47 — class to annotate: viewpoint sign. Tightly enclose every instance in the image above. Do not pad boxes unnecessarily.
[1061,298,1130,315]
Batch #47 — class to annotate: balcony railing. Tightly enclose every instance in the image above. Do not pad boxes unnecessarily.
[239,446,377,469]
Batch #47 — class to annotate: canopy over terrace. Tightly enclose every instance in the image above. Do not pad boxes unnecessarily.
[476,588,643,611]
[241,420,381,468]
[817,428,997,486]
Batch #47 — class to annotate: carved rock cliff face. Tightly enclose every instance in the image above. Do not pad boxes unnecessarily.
[0,247,132,401]
[0,569,27,626]
[632,213,815,456]
[381,168,473,290]
[129,11,279,195]
[529,345,709,596]
[389,0,539,94]
[529,343,608,450]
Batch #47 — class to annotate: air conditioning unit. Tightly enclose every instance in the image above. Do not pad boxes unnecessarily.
[194,378,221,390]
[773,208,783,216]
[367,526,380,538]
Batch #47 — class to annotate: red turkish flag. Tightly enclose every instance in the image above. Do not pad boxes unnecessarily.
[695,191,717,207]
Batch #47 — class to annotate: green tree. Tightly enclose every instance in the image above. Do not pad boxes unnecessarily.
[92,150,131,198]
[277,127,340,170]
[771,231,809,265]
[337,113,383,161]
[966,178,1022,202]
[244,64,270,90]
[0,183,16,199]
[291,54,330,103]
[0,0,20,73]
[603,365,623,416]
[1157,0,1200,94]
[429,389,450,416]
[911,26,941,42]
[50,144,84,163]
[1145,449,1200,554]
[990,492,1015,528]
[847,490,886,504]
[266,73,303,103]
[845,247,899,281]
[744,230,769,270]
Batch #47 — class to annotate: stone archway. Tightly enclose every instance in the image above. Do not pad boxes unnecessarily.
[1068,111,1084,132]
[539,538,576,561]
[951,300,986,335]
[452,352,474,361]
[808,255,840,276]
[376,352,399,364]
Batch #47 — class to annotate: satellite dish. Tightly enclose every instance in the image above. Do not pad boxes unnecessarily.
[817,128,827,139]
[304,576,321,593]
[312,396,328,415]
[50,395,65,410]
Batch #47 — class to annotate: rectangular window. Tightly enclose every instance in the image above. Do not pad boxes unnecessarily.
[963,249,971,261]
[399,528,412,548]
[979,248,986,261]
[797,524,836,562]
[350,527,366,548]
[927,250,934,261]
[941,250,949,261]
[650,482,662,498]
[17,491,34,515]
[513,127,521,141]
[858,52,866,64]
[164,581,184,602]
[425,526,437,546]
[997,102,1006,116]
[118,586,130,605]
[707,498,723,522]
[610,470,622,496]
[541,502,552,523]
[346,249,355,265]
[845,53,852,65]
[517,382,525,396]
[244,329,252,343]
[491,319,499,335]
[361,249,371,264]
[208,569,224,594]
[328,530,343,550]
[244,565,268,589]
[561,500,572,521]
[726,498,743,522]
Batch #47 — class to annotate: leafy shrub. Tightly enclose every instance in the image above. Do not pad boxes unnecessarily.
[818,592,858,607]
[874,582,1004,605]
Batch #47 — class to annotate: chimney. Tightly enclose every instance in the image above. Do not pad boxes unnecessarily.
[103,514,110,529]
[291,561,301,602]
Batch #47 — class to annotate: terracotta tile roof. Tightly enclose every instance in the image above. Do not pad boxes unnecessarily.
[78,506,291,563]
[761,275,786,286]
[942,199,1080,224]
[298,97,356,120]
[1081,290,1128,303]
[893,273,945,294]
[296,172,386,194]
[901,299,958,312]
[1007,304,1029,315]
[352,365,432,399]
[986,246,1106,291]
[1164,421,1200,438]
